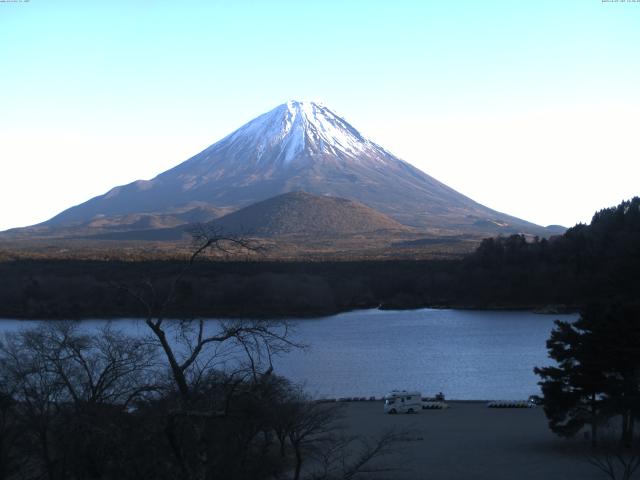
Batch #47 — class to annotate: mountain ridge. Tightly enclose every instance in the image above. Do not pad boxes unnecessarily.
[13,100,559,238]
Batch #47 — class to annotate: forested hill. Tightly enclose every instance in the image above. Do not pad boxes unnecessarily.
[0,198,637,319]
[455,197,640,308]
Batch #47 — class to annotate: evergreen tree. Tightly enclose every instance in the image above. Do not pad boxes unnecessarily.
[593,303,640,447]
[535,302,640,446]
[534,314,608,445]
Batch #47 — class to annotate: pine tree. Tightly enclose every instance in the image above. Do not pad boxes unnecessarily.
[535,302,640,446]
[534,315,608,445]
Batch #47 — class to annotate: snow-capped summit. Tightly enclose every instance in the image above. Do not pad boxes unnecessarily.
[233,100,378,161]
[40,101,550,236]
[186,100,389,173]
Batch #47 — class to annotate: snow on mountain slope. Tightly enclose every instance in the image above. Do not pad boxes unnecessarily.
[40,101,550,236]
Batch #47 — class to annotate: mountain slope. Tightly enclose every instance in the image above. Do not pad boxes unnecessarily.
[0,202,228,239]
[87,191,411,241]
[211,191,411,236]
[37,100,553,236]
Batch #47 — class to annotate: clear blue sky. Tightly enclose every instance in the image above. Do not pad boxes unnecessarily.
[1,0,639,230]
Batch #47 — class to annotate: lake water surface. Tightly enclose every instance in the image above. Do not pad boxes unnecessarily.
[0,309,577,400]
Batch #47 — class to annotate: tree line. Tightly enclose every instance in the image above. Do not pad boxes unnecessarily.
[531,198,640,479]
[0,231,404,480]
[463,197,640,308]
[3,198,639,320]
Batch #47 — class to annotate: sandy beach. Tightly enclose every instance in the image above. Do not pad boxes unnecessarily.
[336,401,602,480]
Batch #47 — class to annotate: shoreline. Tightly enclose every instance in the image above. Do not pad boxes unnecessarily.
[0,303,580,322]
[318,398,530,404]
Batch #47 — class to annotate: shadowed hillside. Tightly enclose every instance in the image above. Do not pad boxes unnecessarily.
[73,191,415,244]
[0,198,636,319]
[211,191,411,236]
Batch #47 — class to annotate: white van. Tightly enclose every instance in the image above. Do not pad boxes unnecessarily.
[383,390,422,414]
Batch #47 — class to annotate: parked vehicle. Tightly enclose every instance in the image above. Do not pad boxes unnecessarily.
[528,395,543,405]
[384,390,422,414]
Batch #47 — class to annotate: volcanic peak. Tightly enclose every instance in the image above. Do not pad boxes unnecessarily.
[211,100,384,167]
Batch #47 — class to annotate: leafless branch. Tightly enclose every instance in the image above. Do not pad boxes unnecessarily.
[585,425,640,480]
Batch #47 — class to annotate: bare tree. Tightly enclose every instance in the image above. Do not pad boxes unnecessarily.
[2,322,157,408]
[307,428,408,480]
[118,224,298,403]
[0,386,23,480]
[0,322,158,480]
[1,326,71,480]
[586,425,640,480]
[285,398,343,480]
[268,385,408,480]
[115,225,303,480]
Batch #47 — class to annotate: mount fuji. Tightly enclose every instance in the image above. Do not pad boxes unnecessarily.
[25,101,556,237]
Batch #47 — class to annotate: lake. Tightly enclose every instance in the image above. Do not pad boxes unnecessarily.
[0,308,577,400]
